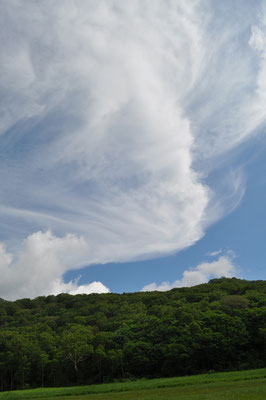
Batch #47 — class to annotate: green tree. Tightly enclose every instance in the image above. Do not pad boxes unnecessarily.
[60,325,93,374]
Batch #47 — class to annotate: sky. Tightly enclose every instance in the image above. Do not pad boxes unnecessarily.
[0,0,266,300]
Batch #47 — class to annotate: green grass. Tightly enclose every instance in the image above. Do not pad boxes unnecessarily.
[0,368,265,400]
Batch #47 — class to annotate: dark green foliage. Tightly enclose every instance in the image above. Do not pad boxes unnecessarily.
[0,277,265,391]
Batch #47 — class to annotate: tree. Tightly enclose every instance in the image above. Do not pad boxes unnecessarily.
[0,330,33,390]
[60,325,93,375]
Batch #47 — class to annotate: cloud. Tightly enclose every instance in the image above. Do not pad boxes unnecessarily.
[52,279,110,296]
[0,1,265,298]
[141,255,237,292]
[0,231,109,300]
[207,250,223,257]
[0,0,210,260]
[207,249,237,258]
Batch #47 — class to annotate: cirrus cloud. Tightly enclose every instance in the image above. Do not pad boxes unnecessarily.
[0,1,266,298]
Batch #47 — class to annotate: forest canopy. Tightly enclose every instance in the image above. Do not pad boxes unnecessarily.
[0,277,265,391]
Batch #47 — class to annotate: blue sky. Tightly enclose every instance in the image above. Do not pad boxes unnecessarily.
[0,0,266,299]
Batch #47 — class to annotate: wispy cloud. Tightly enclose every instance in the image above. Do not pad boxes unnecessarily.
[0,1,266,298]
[207,250,223,257]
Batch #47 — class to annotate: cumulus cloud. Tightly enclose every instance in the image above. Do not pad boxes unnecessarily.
[0,231,109,300]
[52,279,110,297]
[0,1,266,298]
[142,255,237,292]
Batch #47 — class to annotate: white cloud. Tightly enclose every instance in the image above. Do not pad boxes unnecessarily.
[52,279,110,296]
[0,231,109,300]
[207,249,222,257]
[0,0,210,261]
[0,1,265,298]
[141,255,237,292]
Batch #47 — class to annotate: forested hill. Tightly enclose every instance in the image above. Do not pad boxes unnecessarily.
[0,277,266,391]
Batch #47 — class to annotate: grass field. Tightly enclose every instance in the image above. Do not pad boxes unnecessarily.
[0,368,265,400]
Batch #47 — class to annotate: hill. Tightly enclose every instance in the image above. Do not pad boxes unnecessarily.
[0,277,265,391]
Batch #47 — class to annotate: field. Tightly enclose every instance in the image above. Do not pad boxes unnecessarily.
[0,368,265,400]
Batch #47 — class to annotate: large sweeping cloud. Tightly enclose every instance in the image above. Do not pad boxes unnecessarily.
[0,0,266,299]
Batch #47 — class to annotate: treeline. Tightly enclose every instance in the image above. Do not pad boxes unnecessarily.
[0,277,265,391]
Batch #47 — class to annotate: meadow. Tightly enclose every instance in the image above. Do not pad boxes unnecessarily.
[0,368,265,400]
